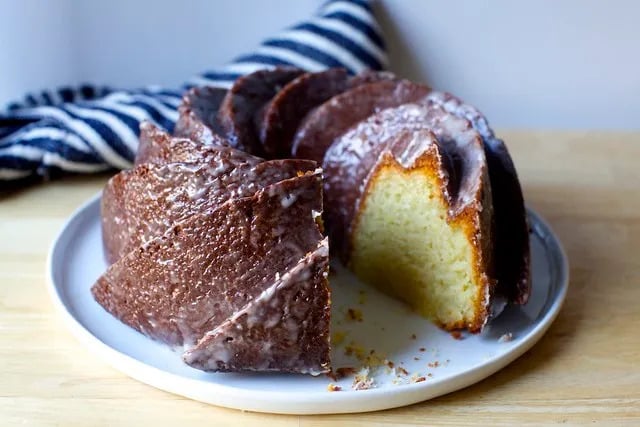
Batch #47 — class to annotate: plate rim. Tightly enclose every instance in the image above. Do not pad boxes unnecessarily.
[46,191,569,414]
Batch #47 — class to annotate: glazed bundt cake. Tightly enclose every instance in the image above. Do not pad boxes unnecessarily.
[93,67,529,374]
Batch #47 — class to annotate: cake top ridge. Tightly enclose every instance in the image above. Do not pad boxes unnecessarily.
[137,121,235,166]
[174,86,228,143]
[291,79,431,162]
[218,67,305,156]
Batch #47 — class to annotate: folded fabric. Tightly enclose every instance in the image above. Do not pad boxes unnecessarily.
[0,0,387,182]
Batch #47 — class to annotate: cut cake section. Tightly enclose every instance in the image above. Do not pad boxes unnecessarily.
[183,238,331,374]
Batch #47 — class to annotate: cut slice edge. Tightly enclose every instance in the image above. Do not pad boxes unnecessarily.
[183,238,331,375]
[349,146,492,333]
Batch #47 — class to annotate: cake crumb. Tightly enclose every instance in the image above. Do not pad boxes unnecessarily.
[345,342,366,360]
[343,341,387,367]
[385,359,395,369]
[450,331,463,340]
[332,330,347,346]
[419,347,426,352]
[395,367,409,376]
[414,357,420,361]
[411,333,417,340]
[344,342,365,359]
[411,374,426,383]
[499,332,513,343]
[364,350,387,367]
[428,361,440,368]
[327,383,342,392]
[352,367,375,390]
[346,308,363,322]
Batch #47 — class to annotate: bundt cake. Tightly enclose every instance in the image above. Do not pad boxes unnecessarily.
[93,67,529,374]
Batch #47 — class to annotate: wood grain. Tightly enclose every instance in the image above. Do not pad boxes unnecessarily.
[1,131,639,426]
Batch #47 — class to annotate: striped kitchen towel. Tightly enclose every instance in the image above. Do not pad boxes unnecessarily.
[0,0,387,182]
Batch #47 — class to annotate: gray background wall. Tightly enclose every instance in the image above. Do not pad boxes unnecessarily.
[1,0,638,129]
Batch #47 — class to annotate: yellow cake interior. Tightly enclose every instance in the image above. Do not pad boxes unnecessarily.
[350,159,482,330]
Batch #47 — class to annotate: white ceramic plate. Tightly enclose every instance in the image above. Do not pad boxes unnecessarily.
[47,192,568,414]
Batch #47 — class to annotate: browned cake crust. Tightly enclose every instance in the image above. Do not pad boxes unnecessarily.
[93,172,325,348]
[426,92,530,304]
[173,86,228,143]
[259,68,351,158]
[259,69,400,159]
[218,67,304,155]
[346,69,398,86]
[183,238,331,374]
[291,79,431,162]
[102,148,316,264]
[136,121,232,166]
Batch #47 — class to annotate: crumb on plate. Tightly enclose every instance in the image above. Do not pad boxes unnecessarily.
[327,383,342,392]
[411,374,426,383]
[450,331,463,340]
[346,308,363,322]
[395,366,409,376]
[352,367,375,390]
[331,330,347,346]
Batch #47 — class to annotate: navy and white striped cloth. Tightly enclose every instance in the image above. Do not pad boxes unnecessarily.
[0,0,387,182]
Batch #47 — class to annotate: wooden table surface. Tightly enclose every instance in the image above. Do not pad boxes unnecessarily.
[1,131,639,426]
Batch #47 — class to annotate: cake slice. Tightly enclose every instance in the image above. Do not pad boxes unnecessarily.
[259,68,351,158]
[93,171,326,349]
[323,103,495,332]
[183,238,330,374]
[217,67,304,155]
